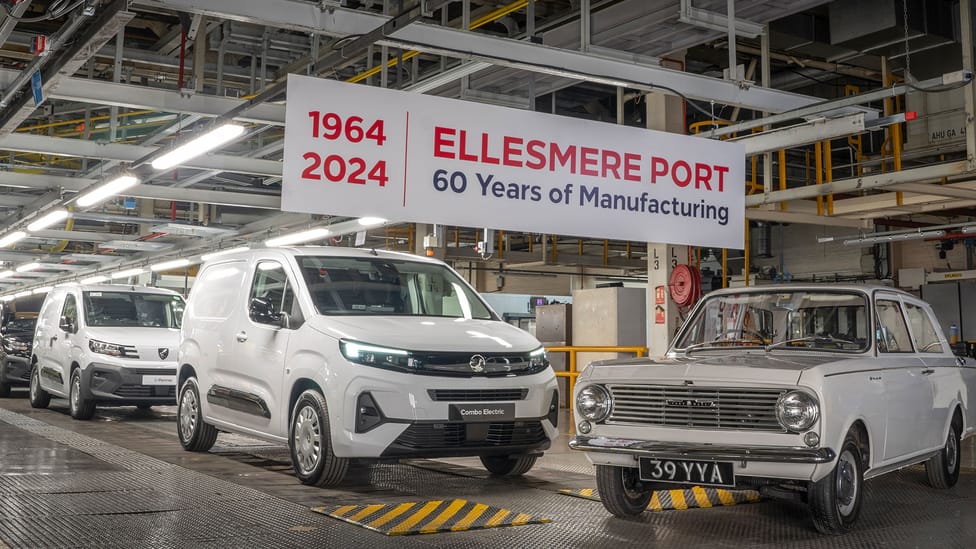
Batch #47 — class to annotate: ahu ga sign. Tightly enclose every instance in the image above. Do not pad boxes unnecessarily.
[282,74,745,249]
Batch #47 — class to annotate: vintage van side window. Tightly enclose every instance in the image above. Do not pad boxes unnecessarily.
[61,294,78,330]
[904,302,945,353]
[875,299,913,353]
[250,261,301,324]
[298,256,494,319]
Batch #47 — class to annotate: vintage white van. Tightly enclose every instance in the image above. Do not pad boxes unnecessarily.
[30,285,185,419]
[177,247,558,486]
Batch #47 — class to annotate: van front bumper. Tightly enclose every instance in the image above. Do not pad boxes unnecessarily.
[569,435,836,463]
[82,362,177,405]
[0,356,30,385]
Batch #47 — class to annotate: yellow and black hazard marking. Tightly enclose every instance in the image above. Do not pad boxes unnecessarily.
[559,486,761,511]
[311,499,550,536]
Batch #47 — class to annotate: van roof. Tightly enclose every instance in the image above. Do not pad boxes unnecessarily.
[204,246,444,265]
[74,284,183,296]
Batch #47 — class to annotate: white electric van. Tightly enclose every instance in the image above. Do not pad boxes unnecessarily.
[178,247,558,486]
[30,285,185,419]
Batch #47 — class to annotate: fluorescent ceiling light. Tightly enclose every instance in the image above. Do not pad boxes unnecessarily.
[80,275,108,284]
[26,209,70,232]
[13,290,30,298]
[76,175,140,208]
[0,295,14,302]
[150,223,236,237]
[358,217,388,227]
[111,268,145,279]
[99,240,173,252]
[151,123,246,170]
[200,246,250,261]
[265,228,331,247]
[151,258,191,271]
[15,262,40,272]
[0,231,27,247]
[0,271,13,279]
[32,286,52,295]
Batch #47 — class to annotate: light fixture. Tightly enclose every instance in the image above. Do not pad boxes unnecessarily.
[99,240,173,252]
[13,290,30,298]
[151,123,246,170]
[200,246,250,261]
[111,267,145,279]
[150,223,236,237]
[151,258,191,272]
[357,217,387,227]
[80,275,108,284]
[843,230,946,247]
[32,286,52,295]
[76,175,140,208]
[0,231,27,247]
[26,209,70,232]
[0,295,13,302]
[15,262,40,272]
[0,271,13,279]
[961,226,976,234]
[265,227,331,247]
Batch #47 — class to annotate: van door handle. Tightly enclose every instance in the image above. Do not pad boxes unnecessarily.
[921,368,935,375]
[236,331,248,343]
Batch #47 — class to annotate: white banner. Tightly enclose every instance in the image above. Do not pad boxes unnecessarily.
[282,74,745,249]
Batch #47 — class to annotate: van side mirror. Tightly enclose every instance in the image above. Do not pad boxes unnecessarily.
[59,316,74,333]
[249,297,281,325]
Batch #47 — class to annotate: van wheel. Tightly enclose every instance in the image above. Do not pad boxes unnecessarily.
[290,390,348,487]
[480,455,537,476]
[28,366,49,409]
[69,370,95,420]
[596,465,654,517]
[178,377,218,452]
[926,418,961,489]
[809,432,864,534]
[0,381,11,398]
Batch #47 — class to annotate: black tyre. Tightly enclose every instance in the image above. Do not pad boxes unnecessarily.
[178,377,218,452]
[28,365,49,409]
[595,465,654,517]
[925,417,961,489]
[0,381,10,398]
[809,432,864,534]
[480,454,538,476]
[69,370,95,420]
[289,390,348,487]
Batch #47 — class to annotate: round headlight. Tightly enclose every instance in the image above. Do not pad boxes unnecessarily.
[776,390,820,432]
[576,384,611,422]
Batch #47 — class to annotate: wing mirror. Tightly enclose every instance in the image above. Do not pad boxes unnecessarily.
[59,316,74,333]
[249,297,281,325]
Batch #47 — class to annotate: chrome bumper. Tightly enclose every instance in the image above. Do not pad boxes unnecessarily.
[569,435,836,464]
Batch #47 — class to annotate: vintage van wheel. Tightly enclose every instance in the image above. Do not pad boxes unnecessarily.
[925,418,961,489]
[28,366,50,409]
[480,454,537,476]
[290,390,349,487]
[809,434,864,534]
[69,370,96,420]
[596,465,654,517]
[178,377,218,452]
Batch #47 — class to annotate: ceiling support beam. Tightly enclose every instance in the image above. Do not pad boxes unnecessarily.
[746,207,869,228]
[134,0,864,115]
[0,171,280,209]
[0,134,281,177]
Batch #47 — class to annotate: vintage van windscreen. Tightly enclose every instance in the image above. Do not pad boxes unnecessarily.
[83,291,185,328]
[298,256,495,319]
[675,290,870,353]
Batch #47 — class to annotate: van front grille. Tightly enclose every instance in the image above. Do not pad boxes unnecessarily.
[113,385,176,398]
[391,421,546,449]
[608,385,787,432]
[427,389,528,402]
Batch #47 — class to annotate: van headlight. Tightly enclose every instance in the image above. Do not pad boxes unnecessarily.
[340,340,412,371]
[776,390,820,432]
[527,347,549,371]
[89,339,124,357]
[576,384,611,422]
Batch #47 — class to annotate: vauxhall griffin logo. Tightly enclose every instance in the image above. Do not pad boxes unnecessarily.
[158,348,169,360]
[468,354,486,373]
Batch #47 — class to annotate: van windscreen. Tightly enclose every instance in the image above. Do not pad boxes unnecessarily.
[83,292,185,328]
[298,256,495,319]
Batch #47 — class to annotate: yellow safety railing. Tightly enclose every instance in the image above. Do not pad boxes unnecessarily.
[545,345,648,401]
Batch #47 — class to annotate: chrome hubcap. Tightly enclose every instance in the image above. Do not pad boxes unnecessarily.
[70,376,80,412]
[30,370,37,399]
[179,386,198,441]
[947,429,958,473]
[836,449,859,517]
[293,406,321,475]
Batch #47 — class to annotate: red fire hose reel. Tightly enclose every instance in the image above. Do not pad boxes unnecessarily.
[668,264,702,312]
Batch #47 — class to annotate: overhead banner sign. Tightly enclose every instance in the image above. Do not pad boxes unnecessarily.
[282,74,745,249]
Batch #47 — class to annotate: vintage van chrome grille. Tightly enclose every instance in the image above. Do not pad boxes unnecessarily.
[427,389,528,401]
[607,385,787,432]
[391,421,546,449]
